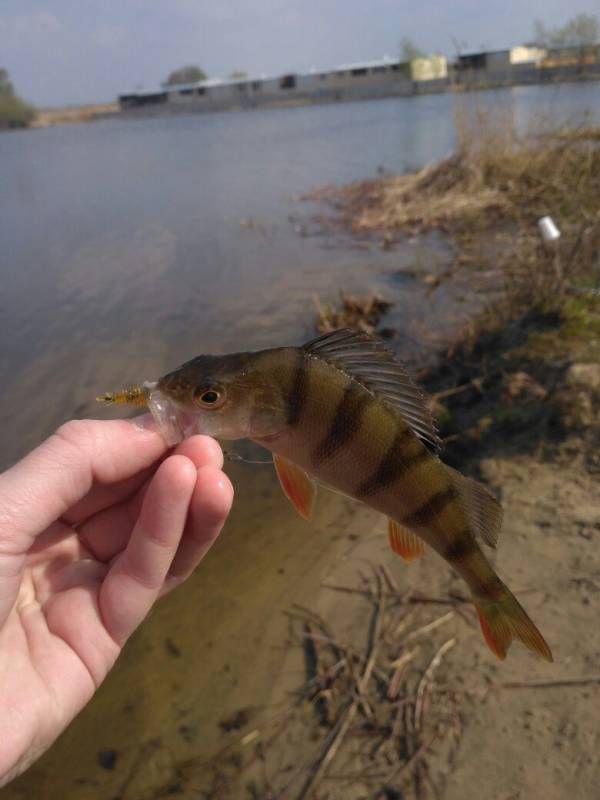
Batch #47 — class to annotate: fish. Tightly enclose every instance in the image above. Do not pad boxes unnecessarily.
[98,328,552,662]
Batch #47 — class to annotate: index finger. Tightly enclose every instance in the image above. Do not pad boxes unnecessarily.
[0,418,168,546]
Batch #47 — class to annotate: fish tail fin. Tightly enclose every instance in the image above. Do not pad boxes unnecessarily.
[474,583,553,662]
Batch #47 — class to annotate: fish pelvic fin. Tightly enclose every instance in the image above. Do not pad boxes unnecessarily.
[388,519,425,561]
[474,584,553,662]
[273,455,317,521]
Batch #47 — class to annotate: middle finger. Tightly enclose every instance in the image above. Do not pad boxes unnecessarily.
[78,436,224,561]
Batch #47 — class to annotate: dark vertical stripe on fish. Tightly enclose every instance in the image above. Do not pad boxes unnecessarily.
[312,379,370,465]
[286,350,308,426]
[442,535,476,562]
[403,487,457,528]
[480,574,505,601]
[355,425,425,498]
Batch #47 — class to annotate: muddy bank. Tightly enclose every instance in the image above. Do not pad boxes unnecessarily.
[149,303,600,800]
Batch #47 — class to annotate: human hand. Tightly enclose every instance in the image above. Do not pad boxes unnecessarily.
[0,419,233,786]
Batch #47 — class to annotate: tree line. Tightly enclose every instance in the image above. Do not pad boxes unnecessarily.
[0,69,36,129]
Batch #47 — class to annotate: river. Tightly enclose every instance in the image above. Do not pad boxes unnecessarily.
[1,81,599,799]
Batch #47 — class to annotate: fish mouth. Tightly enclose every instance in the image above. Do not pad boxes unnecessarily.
[143,382,202,446]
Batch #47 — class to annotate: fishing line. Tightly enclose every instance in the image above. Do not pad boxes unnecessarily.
[223,450,273,465]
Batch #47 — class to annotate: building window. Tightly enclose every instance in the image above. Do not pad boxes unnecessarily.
[251,81,262,91]
[279,74,297,90]
[351,67,368,76]
[196,87,206,96]
[319,73,327,80]
[179,88,194,95]
[373,66,387,73]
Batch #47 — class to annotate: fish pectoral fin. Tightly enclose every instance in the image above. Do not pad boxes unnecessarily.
[445,465,503,549]
[388,519,425,561]
[273,455,317,521]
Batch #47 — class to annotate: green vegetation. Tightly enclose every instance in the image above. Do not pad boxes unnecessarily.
[533,13,599,47]
[0,69,36,129]
[399,36,424,62]
[164,65,207,86]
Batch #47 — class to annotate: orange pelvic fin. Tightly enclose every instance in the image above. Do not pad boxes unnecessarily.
[273,455,317,522]
[388,519,425,561]
[474,586,553,662]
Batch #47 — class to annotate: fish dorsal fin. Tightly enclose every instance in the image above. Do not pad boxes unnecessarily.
[388,518,425,561]
[445,465,503,548]
[304,328,440,454]
[273,454,317,521]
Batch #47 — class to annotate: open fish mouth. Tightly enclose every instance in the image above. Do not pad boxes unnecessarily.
[143,382,204,446]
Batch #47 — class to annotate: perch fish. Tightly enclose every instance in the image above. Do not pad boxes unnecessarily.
[98,329,552,662]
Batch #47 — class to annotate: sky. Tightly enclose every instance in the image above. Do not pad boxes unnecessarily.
[1,1,599,107]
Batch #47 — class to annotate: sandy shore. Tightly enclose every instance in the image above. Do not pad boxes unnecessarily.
[30,102,119,128]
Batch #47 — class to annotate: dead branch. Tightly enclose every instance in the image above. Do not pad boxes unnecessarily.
[295,576,385,799]
[414,638,456,733]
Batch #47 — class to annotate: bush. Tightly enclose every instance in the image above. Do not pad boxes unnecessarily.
[0,93,36,128]
[0,68,36,129]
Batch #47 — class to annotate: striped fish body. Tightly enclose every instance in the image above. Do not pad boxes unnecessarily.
[253,347,498,594]
[105,328,552,662]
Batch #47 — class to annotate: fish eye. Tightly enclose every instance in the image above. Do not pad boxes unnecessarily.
[193,385,225,408]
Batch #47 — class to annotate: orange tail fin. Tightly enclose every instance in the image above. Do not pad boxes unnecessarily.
[474,584,553,662]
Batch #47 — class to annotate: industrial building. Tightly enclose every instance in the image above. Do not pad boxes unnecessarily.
[118,44,600,116]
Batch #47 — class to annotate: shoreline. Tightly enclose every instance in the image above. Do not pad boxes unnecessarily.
[8,71,600,131]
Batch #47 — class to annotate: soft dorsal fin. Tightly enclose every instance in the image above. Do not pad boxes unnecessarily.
[445,465,503,548]
[304,328,440,454]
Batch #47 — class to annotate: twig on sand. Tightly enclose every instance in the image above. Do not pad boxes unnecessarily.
[494,676,600,691]
[387,650,417,700]
[405,611,455,643]
[324,735,437,784]
[289,603,344,661]
[295,575,386,799]
[414,638,456,733]
[379,563,398,593]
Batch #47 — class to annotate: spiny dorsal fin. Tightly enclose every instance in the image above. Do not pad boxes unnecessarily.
[445,465,503,548]
[304,328,440,454]
[388,518,425,561]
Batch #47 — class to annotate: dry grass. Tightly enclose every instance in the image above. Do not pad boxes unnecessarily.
[306,113,600,337]
[313,292,394,336]
[308,114,599,235]
[30,102,119,128]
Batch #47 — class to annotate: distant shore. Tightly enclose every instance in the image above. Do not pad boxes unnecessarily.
[10,68,599,131]
[28,101,119,128]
